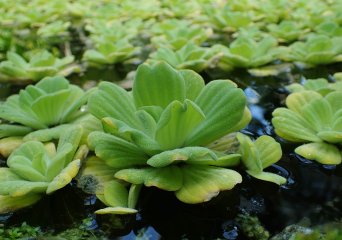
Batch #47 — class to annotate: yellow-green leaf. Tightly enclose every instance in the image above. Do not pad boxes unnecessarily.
[295,142,341,165]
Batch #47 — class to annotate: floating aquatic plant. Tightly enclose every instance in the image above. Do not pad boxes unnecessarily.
[0,76,95,156]
[284,35,342,66]
[272,91,342,165]
[81,62,252,213]
[213,35,280,71]
[149,43,215,72]
[237,133,286,185]
[0,50,77,83]
[150,21,212,50]
[287,78,342,96]
[83,38,139,66]
[266,20,306,43]
[0,127,86,213]
[205,6,252,32]
[37,20,71,39]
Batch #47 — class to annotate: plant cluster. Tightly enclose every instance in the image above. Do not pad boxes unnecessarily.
[0,0,341,83]
[272,76,342,165]
[0,62,286,215]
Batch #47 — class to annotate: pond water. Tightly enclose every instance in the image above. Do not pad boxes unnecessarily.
[0,64,341,239]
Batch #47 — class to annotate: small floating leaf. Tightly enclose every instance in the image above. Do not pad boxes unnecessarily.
[95,207,138,215]
[295,142,341,165]
[175,165,242,204]
[246,171,286,185]
[115,166,183,191]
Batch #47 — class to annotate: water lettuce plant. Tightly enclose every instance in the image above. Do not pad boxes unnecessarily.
[284,35,342,66]
[287,78,342,96]
[149,43,215,72]
[0,127,86,213]
[205,6,252,32]
[37,20,71,39]
[0,50,76,83]
[266,20,306,43]
[314,21,342,37]
[237,133,286,185]
[213,35,279,71]
[0,76,92,156]
[82,61,252,212]
[83,38,139,66]
[272,91,342,165]
[150,21,212,50]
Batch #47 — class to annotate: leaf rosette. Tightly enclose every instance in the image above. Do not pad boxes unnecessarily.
[272,90,342,165]
[0,76,98,156]
[0,50,77,83]
[0,127,86,213]
[82,62,251,212]
[287,78,342,96]
[83,38,139,66]
[213,35,280,70]
[149,43,215,72]
[285,35,342,66]
[237,133,286,185]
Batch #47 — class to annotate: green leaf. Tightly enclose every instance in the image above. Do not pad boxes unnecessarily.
[88,81,140,128]
[303,79,329,92]
[101,117,160,155]
[0,95,45,129]
[35,76,69,93]
[295,142,341,165]
[206,132,240,152]
[6,52,28,69]
[0,62,27,78]
[325,91,342,113]
[115,166,183,191]
[246,171,287,185]
[77,156,118,194]
[95,207,137,215]
[255,135,282,168]
[0,168,48,196]
[101,180,128,207]
[301,98,333,132]
[0,194,42,213]
[45,143,73,181]
[272,108,322,142]
[0,124,32,138]
[138,106,163,123]
[175,165,242,204]
[56,125,83,162]
[285,91,322,114]
[155,100,205,150]
[83,50,108,64]
[59,85,87,123]
[228,107,252,133]
[88,132,149,168]
[7,141,48,181]
[133,62,186,108]
[185,80,246,146]
[135,109,157,136]
[128,184,143,209]
[46,159,81,194]
[179,69,205,101]
[191,154,241,167]
[23,124,71,142]
[31,89,72,126]
[236,133,263,172]
[147,147,217,167]
[317,131,342,143]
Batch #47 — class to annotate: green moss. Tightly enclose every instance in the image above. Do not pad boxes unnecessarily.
[236,213,270,240]
[0,222,41,240]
